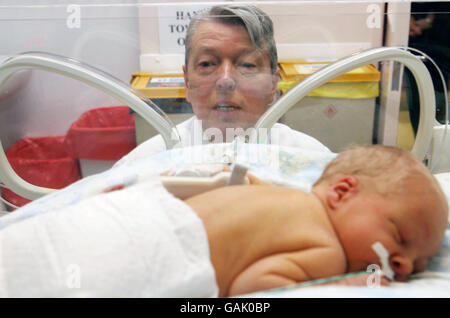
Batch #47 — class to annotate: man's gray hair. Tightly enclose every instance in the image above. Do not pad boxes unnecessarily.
[184,5,278,74]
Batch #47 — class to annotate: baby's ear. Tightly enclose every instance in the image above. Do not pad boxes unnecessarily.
[326,176,360,210]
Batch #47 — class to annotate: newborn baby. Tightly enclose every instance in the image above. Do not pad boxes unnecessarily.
[0,145,447,297]
[185,145,448,296]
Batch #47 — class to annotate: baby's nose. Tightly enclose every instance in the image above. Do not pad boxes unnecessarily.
[390,255,414,281]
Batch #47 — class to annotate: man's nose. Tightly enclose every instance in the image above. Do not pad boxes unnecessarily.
[216,61,236,92]
[390,255,414,281]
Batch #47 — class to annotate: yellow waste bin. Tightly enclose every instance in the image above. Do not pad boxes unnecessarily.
[130,72,191,144]
[278,61,380,152]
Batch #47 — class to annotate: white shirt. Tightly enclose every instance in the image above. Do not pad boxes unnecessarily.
[115,116,330,167]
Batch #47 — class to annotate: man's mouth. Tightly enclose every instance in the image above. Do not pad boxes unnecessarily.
[213,104,241,111]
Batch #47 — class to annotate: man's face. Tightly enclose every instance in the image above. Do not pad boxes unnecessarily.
[184,20,279,134]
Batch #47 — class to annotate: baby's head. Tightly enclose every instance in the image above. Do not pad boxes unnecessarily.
[313,145,449,281]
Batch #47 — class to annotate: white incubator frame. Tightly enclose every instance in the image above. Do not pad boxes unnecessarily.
[0,47,439,200]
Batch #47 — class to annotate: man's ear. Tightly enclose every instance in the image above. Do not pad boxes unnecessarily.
[271,67,280,95]
[183,65,191,102]
[326,176,360,210]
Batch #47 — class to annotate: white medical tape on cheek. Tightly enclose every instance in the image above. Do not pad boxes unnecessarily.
[371,242,395,281]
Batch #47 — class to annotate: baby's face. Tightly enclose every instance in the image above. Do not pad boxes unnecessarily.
[333,180,448,281]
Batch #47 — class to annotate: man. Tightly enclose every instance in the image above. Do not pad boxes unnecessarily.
[405,2,450,134]
[116,5,330,167]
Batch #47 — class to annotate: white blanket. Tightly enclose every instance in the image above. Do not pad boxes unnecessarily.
[0,177,218,297]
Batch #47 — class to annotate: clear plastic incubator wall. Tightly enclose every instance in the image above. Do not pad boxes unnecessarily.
[0,0,449,209]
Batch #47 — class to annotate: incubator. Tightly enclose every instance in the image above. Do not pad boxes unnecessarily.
[0,2,449,204]
[0,1,450,298]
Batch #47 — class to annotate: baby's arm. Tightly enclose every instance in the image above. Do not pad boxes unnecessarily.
[228,246,346,296]
[162,164,270,185]
[327,274,390,287]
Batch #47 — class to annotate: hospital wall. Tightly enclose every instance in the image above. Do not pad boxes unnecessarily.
[139,1,384,70]
[0,0,386,151]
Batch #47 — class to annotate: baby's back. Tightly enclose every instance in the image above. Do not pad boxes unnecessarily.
[185,185,345,296]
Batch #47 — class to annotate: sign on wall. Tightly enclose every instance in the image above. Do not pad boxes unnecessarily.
[158,5,208,54]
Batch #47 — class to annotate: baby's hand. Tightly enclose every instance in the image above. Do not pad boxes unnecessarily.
[246,173,271,185]
[330,274,390,287]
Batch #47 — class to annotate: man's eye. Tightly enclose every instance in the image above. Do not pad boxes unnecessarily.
[242,63,256,69]
[199,61,213,67]
[238,62,258,75]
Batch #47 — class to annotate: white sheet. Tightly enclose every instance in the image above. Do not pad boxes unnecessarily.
[0,177,218,297]
[435,173,450,223]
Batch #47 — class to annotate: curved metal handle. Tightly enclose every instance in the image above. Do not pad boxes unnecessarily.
[256,47,435,161]
[0,52,180,200]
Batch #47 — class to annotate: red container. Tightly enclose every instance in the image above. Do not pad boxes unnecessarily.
[64,106,136,160]
[2,136,81,208]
